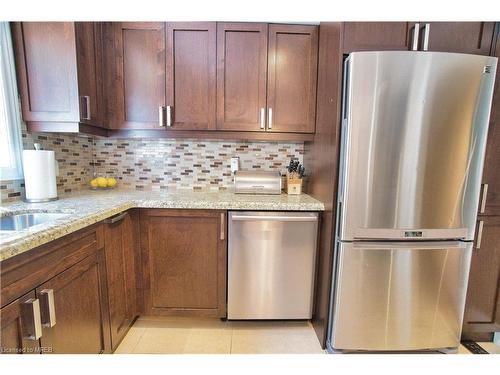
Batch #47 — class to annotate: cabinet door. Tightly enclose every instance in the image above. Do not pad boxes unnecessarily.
[103,211,137,350]
[166,22,216,131]
[216,23,268,131]
[36,252,110,354]
[1,292,40,354]
[267,24,318,133]
[424,22,495,55]
[342,22,414,53]
[75,22,104,126]
[141,209,227,317]
[480,34,500,216]
[12,22,80,123]
[113,22,166,129]
[463,216,500,340]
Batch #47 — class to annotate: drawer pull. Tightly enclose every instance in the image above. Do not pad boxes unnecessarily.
[104,211,128,224]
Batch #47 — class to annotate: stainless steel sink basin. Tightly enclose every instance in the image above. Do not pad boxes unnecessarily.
[0,213,67,231]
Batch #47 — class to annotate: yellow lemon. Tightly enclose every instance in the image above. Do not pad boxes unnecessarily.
[90,178,99,188]
[96,177,108,188]
[106,177,117,187]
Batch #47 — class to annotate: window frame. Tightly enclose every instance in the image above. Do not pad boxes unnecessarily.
[0,22,24,181]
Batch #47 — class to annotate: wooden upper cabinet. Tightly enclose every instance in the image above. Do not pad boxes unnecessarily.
[343,22,414,53]
[481,34,500,216]
[12,22,105,130]
[75,22,104,126]
[216,23,268,132]
[424,22,495,55]
[36,252,110,354]
[1,291,40,354]
[166,22,216,131]
[13,22,80,123]
[463,216,500,340]
[112,22,166,129]
[103,211,137,350]
[342,22,495,55]
[140,209,227,317]
[267,24,318,133]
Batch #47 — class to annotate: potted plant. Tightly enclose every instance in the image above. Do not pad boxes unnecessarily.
[286,159,305,195]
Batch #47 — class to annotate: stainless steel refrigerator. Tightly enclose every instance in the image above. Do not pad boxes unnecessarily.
[327,51,498,353]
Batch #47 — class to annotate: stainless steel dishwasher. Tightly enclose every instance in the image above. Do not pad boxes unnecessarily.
[228,211,319,319]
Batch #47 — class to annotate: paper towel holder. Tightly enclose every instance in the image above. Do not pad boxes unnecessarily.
[23,145,59,203]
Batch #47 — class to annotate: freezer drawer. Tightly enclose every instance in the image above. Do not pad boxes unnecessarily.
[330,241,473,351]
[228,211,318,319]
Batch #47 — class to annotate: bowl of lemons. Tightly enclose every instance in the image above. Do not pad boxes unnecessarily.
[90,176,118,190]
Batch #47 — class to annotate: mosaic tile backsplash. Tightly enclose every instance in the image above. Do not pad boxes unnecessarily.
[1,123,93,202]
[1,126,304,201]
[92,138,304,191]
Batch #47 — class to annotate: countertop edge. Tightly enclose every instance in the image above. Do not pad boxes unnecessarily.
[0,196,324,262]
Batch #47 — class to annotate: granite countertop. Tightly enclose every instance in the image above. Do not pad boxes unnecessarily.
[0,189,324,262]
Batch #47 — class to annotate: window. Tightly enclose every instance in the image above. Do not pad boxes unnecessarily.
[0,22,23,181]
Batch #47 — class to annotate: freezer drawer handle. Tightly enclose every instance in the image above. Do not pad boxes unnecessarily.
[231,214,317,222]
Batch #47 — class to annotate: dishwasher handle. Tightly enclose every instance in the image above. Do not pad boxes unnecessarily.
[231,214,318,222]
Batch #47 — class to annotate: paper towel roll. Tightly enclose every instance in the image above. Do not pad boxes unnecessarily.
[23,150,58,202]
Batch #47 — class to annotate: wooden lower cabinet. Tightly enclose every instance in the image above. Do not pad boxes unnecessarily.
[103,210,138,350]
[0,292,41,354]
[36,251,110,353]
[140,209,227,317]
[462,216,500,341]
[0,224,111,354]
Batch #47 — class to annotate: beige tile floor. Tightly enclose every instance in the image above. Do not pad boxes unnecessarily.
[114,316,500,354]
[115,316,324,354]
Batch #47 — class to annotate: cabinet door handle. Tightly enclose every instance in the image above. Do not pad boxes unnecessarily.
[422,23,430,51]
[480,183,489,214]
[158,106,165,127]
[166,105,172,127]
[476,220,484,249]
[268,107,273,129]
[260,107,265,129]
[411,23,420,51]
[21,298,42,340]
[39,289,56,328]
[220,213,225,240]
[81,96,91,120]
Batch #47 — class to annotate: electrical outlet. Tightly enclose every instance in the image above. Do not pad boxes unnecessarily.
[230,157,239,174]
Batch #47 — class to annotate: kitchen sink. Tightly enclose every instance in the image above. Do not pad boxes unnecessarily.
[0,213,68,231]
